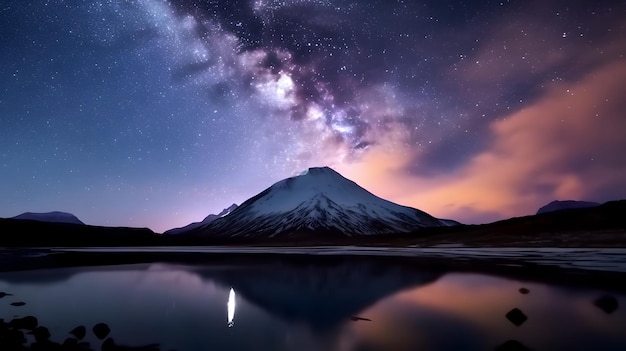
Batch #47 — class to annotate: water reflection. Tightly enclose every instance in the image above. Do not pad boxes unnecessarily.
[0,256,624,351]
[227,287,236,328]
[198,257,440,329]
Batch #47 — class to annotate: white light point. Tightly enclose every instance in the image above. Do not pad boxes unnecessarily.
[227,287,236,327]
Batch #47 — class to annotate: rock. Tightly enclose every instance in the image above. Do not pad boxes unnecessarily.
[62,337,80,351]
[350,316,372,321]
[594,295,619,314]
[0,327,26,348]
[62,337,91,351]
[9,316,38,330]
[102,337,160,351]
[78,341,92,350]
[505,308,528,326]
[31,326,51,342]
[70,325,87,340]
[31,340,57,351]
[93,322,111,340]
[10,301,26,306]
[102,338,117,351]
[495,339,531,351]
[518,288,530,294]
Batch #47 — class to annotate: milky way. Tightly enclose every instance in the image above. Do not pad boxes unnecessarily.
[1,0,625,232]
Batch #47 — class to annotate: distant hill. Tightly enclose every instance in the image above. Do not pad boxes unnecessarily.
[393,200,626,248]
[165,204,238,235]
[537,200,600,215]
[0,218,161,247]
[11,211,85,225]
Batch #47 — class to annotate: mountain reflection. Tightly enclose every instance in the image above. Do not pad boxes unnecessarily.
[197,256,442,329]
[0,256,443,350]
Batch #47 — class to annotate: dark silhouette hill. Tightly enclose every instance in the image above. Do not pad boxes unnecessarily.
[0,218,160,247]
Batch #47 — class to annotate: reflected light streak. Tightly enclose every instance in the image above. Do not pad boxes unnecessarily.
[227,287,236,327]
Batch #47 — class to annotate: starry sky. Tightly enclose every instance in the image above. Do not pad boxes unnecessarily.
[1,0,625,233]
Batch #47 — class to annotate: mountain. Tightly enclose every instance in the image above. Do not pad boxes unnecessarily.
[183,166,451,238]
[11,211,85,225]
[537,200,600,215]
[164,204,238,235]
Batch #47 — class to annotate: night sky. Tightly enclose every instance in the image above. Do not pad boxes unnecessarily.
[1,0,625,233]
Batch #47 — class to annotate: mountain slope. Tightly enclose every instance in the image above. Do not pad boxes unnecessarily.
[537,200,600,215]
[185,167,450,238]
[388,199,626,248]
[164,204,238,235]
[11,211,85,225]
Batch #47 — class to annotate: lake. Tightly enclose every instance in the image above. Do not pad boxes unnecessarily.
[0,252,625,350]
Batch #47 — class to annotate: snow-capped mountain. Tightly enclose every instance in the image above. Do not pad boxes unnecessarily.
[165,204,238,235]
[537,200,600,215]
[11,211,85,225]
[186,166,453,238]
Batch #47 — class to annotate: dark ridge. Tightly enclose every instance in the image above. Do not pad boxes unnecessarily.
[1,200,625,247]
[537,200,600,215]
[0,218,162,247]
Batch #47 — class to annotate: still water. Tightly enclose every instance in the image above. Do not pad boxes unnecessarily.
[0,257,624,351]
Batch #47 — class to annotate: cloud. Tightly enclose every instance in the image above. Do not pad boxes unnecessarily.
[339,59,626,223]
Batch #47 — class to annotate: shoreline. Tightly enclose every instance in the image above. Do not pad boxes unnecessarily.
[2,246,626,293]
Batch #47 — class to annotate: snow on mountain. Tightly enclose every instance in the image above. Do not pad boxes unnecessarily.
[164,204,238,235]
[187,166,452,238]
[537,200,600,215]
[438,218,462,227]
[11,211,85,225]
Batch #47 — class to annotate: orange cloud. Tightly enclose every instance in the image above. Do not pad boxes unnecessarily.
[339,60,626,223]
